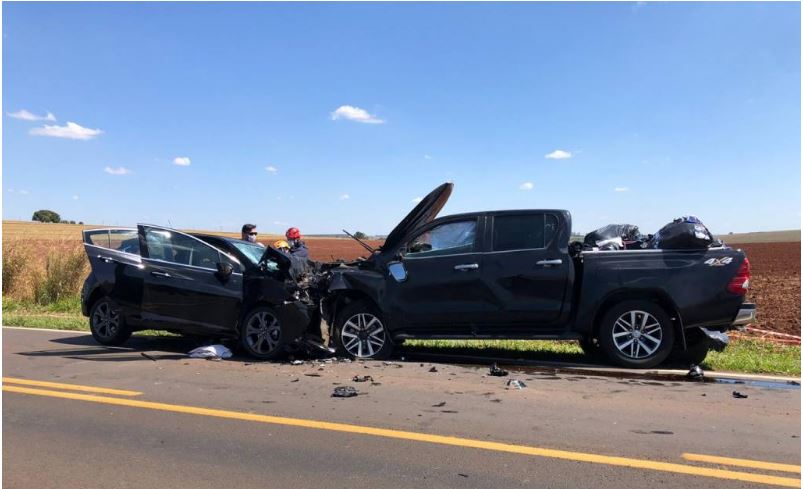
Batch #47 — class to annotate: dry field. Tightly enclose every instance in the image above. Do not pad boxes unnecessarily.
[3,221,800,339]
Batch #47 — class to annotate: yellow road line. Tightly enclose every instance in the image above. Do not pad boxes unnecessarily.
[683,453,801,474]
[3,377,142,397]
[4,385,800,487]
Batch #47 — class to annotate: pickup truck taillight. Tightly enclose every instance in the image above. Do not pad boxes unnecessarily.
[727,257,750,295]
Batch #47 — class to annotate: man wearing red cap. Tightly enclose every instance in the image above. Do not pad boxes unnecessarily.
[285,227,310,260]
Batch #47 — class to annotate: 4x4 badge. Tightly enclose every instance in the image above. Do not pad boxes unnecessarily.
[704,257,733,267]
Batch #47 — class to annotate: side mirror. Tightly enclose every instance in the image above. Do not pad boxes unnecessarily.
[215,262,233,282]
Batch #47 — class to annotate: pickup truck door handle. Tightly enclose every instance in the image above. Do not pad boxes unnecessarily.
[98,255,117,264]
[150,271,171,278]
[536,259,563,267]
[454,263,479,271]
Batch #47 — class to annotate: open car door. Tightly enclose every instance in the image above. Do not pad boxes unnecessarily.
[82,228,147,320]
[137,224,243,335]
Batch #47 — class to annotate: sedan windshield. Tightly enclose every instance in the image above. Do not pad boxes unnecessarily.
[230,241,265,266]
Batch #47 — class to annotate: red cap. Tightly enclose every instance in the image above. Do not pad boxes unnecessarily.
[286,227,301,239]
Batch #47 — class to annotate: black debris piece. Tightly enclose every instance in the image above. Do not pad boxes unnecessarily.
[732,391,748,399]
[490,399,502,403]
[687,364,704,381]
[441,410,458,414]
[429,366,438,373]
[332,386,359,398]
[458,474,469,478]
[788,380,801,386]
[370,382,382,386]
[489,363,509,377]
[352,375,374,383]
[290,378,300,383]
[140,352,157,362]
[432,401,447,407]
[304,373,321,377]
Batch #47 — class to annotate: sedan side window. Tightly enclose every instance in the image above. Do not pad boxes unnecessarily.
[144,228,220,269]
[406,221,477,258]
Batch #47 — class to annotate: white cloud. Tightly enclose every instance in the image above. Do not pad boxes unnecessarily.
[7,109,56,122]
[104,166,132,176]
[330,105,384,124]
[273,220,288,226]
[339,193,350,200]
[265,166,278,174]
[72,195,79,200]
[17,189,30,195]
[614,187,630,192]
[411,197,423,204]
[173,156,191,166]
[519,182,534,191]
[545,149,572,160]
[30,121,102,140]
[424,154,432,160]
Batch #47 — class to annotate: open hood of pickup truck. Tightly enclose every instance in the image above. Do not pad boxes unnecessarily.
[381,182,453,254]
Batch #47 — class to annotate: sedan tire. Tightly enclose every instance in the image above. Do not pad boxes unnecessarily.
[240,306,286,360]
[89,297,131,346]
[598,300,674,369]
[334,301,393,360]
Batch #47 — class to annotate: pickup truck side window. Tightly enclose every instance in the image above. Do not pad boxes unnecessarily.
[406,221,477,258]
[144,228,220,269]
[493,214,558,251]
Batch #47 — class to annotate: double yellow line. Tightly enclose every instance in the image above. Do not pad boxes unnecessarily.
[3,377,800,487]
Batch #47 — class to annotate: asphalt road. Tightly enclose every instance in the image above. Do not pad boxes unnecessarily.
[3,327,801,489]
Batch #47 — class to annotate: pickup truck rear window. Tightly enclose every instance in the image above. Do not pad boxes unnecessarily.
[493,214,558,251]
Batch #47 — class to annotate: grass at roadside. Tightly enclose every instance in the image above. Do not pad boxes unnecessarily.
[403,338,801,376]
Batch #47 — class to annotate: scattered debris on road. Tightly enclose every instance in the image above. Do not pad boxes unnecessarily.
[732,391,749,399]
[429,366,438,373]
[507,379,526,389]
[187,345,233,360]
[687,364,704,381]
[489,363,509,377]
[290,360,304,365]
[332,386,359,398]
[432,401,447,407]
[352,375,374,383]
[140,352,157,362]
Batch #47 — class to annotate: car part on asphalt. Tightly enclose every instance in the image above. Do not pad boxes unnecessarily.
[428,366,438,372]
[732,391,749,399]
[506,379,526,389]
[687,364,704,381]
[352,375,373,382]
[188,344,233,359]
[332,386,358,398]
[489,363,509,377]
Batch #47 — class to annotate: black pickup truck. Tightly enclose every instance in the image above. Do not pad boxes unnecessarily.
[322,183,755,368]
[80,183,754,368]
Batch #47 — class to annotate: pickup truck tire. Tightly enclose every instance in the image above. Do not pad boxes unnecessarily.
[89,297,131,346]
[240,306,286,360]
[598,301,675,369]
[334,301,393,360]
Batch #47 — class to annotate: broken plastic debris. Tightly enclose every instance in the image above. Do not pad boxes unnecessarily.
[140,352,157,362]
[687,364,704,381]
[187,344,233,359]
[290,360,304,365]
[352,375,374,383]
[489,363,509,377]
[332,386,358,398]
[428,366,438,373]
[432,401,446,407]
[507,379,527,389]
[732,391,748,399]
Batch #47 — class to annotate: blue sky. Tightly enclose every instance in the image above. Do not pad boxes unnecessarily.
[3,2,800,235]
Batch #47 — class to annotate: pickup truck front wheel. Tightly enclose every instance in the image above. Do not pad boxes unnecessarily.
[598,301,674,369]
[334,301,393,360]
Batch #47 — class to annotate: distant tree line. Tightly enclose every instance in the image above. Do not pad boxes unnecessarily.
[31,209,83,225]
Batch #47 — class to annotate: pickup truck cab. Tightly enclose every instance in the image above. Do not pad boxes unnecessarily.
[324,183,755,368]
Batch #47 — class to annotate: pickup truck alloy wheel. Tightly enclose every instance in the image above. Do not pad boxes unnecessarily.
[241,308,284,359]
[598,300,674,369]
[89,298,131,346]
[342,313,386,358]
[335,300,393,360]
[612,310,662,359]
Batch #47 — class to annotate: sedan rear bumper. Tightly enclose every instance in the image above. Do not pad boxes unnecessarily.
[732,303,756,328]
